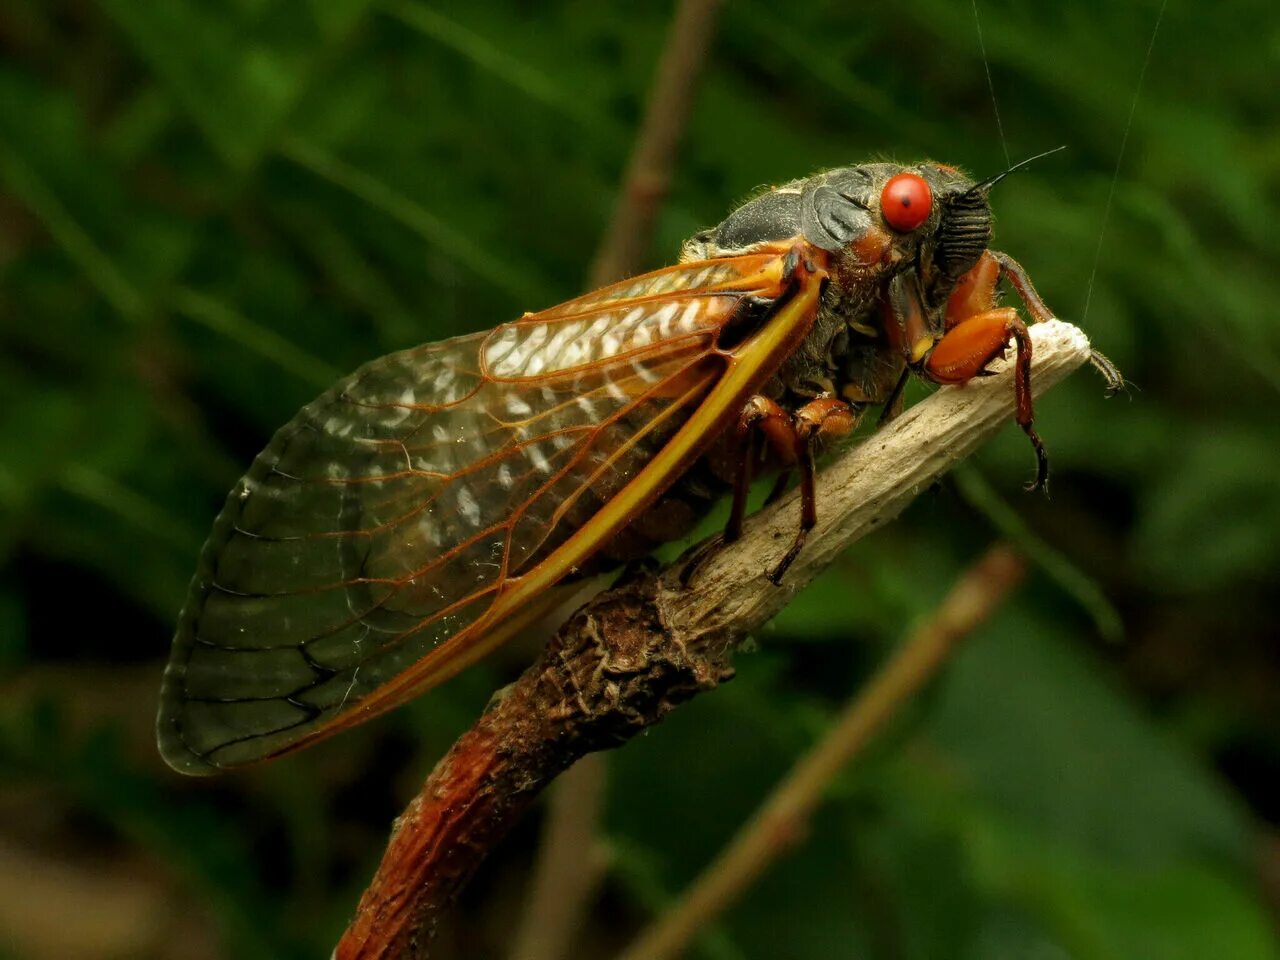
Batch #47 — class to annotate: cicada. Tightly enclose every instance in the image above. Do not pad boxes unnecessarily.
[158,154,1120,774]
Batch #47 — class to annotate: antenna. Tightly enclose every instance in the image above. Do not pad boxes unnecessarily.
[970,145,1068,194]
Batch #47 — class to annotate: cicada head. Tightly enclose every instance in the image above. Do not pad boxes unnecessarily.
[684,151,1060,319]
[685,163,990,285]
[788,163,996,316]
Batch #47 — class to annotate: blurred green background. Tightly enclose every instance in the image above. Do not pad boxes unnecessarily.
[2,1,1277,958]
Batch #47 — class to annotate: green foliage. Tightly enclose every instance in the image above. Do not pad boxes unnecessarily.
[1,1,1276,957]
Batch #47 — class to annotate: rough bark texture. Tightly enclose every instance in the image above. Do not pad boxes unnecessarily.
[333,576,733,960]
[333,319,1094,959]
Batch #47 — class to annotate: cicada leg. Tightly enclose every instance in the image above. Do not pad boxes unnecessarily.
[875,367,911,428]
[924,305,1046,490]
[725,395,859,583]
[725,396,797,543]
[675,396,776,588]
[679,395,858,587]
[926,251,1048,490]
[990,250,1126,395]
[1087,349,1127,395]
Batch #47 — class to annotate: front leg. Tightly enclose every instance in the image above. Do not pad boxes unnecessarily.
[987,251,1126,395]
[932,251,1053,489]
[923,306,1048,491]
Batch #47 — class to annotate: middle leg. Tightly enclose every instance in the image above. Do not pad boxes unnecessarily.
[725,396,859,583]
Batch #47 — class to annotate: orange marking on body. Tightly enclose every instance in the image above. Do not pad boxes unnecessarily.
[852,225,892,266]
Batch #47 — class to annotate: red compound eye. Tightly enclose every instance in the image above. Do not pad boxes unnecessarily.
[880,172,933,232]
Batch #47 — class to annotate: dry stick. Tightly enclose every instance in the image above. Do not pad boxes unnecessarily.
[615,543,1027,960]
[513,4,727,959]
[332,320,1094,960]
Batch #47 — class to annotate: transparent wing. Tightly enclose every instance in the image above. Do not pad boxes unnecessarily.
[158,253,805,773]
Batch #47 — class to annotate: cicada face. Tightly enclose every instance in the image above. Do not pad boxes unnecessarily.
[685,162,994,316]
[678,162,1002,411]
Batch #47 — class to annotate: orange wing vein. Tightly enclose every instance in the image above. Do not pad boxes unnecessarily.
[158,249,825,773]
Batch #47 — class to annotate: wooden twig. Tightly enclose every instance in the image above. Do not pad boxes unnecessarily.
[332,319,1094,959]
[514,4,727,957]
[614,543,1027,960]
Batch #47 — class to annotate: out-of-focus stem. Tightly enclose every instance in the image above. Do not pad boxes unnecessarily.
[614,545,1026,960]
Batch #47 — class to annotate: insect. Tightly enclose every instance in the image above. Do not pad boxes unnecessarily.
[157,153,1122,774]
